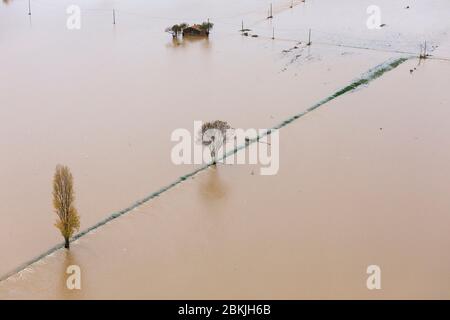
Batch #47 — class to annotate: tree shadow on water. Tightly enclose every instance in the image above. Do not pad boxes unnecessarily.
[198,166,229,207]
[57,249,85,299]
[166,36,211,50]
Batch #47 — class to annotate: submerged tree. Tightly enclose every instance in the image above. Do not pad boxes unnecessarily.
[165,23,188,37]
[199,21,214,32]
[52,165,80,249]
[198,120,233,164]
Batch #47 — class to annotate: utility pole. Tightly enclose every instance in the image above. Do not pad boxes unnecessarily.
[28,0,31,15]
[113,9,116,25]
[268,3,273,19]
[420,40,428,59]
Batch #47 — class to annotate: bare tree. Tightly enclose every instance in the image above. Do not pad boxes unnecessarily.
[198,120,233,164]
[52,165,80,249]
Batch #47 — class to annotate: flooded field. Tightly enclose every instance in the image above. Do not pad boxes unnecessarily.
[1,0,450,299]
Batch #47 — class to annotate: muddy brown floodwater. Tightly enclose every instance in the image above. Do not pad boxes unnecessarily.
[1,0,450,299]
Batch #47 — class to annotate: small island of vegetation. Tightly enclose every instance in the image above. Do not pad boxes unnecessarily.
[165,21,214,38]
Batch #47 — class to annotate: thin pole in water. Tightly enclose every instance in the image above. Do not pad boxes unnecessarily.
[268,3,273,19]
[113,9,116,25]
[307,28,311,46]
[272,27,275,40]
[420,40,428,59]
[241,20,244,31]
[28,0,31,15]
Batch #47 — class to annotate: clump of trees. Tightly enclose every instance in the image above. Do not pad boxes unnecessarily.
[165,21,214,38]
[52,165,80,249]
[198,120,232,164]
[165,22,188,37]
[199,21,214,32]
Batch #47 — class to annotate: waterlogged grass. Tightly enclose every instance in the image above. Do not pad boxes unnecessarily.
[273,57,409,130]
[331,58,407,99]
[0,56,409,283]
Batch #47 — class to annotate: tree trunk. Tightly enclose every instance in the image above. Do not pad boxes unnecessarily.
[65,237,70,249]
